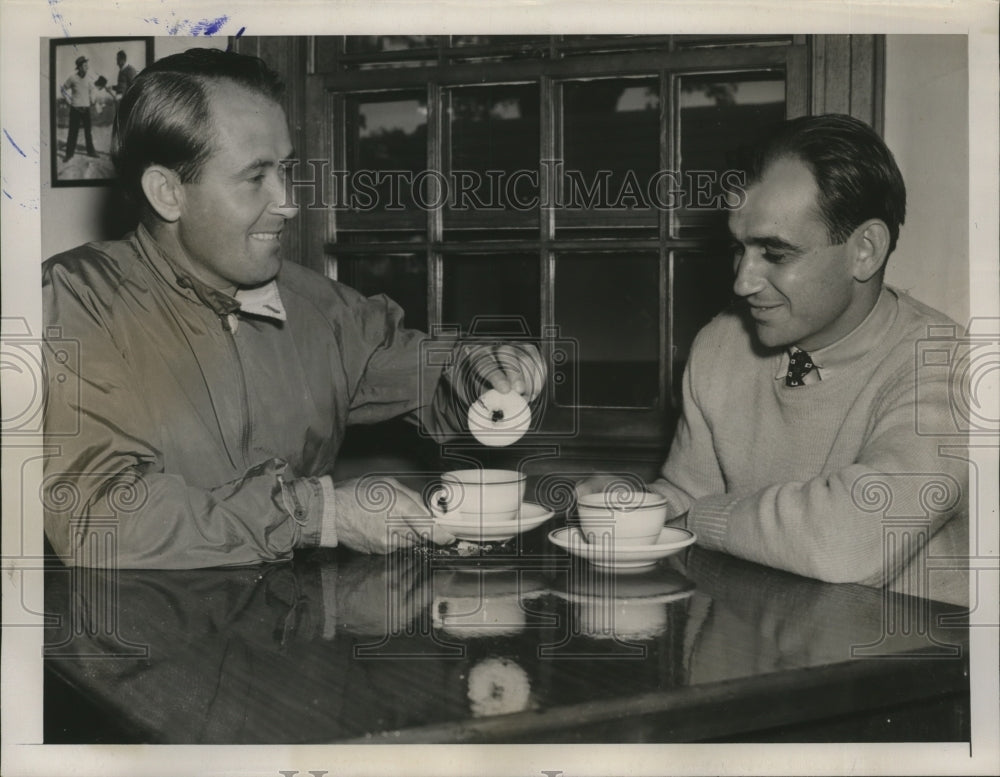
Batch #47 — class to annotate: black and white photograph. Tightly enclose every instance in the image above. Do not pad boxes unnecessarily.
[2,3,998,777]
[49,37,151,186]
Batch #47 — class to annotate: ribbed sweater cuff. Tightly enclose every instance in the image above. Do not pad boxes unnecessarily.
[688,494,739,551]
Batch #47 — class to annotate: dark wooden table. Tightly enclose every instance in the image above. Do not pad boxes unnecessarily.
[43,512,969,744]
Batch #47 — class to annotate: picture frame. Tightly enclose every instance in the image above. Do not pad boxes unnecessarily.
[49,36,152,187]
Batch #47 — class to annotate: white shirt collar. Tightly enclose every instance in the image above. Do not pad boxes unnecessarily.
[224,281,286,333]
[235,281,287,321]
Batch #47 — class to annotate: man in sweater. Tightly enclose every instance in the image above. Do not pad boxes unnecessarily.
[42,49,544,568]
[581,114,968,604]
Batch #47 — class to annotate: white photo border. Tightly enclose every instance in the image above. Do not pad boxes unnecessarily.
[2,2,997,776]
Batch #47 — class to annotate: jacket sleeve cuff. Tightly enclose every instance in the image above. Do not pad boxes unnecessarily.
[278,475,336,548]
[687,493,738,551]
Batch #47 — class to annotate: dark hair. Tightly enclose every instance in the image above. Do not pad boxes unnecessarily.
[743,114,906,255]
[111,48,284,205]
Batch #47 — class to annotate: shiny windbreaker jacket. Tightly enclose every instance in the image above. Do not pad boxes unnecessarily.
[42,225,460,568]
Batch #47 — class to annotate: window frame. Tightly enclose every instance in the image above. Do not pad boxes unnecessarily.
[270,34,884,456]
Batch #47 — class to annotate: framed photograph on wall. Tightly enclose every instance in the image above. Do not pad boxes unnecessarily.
[49,36,152,186]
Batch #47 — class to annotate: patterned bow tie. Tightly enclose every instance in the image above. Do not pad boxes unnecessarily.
[786,348,816,387]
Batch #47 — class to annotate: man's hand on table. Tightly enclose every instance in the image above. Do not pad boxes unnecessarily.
[334,476,455,553]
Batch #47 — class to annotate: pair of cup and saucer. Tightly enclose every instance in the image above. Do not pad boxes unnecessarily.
[548,490,697,571]
[429,469,553,544]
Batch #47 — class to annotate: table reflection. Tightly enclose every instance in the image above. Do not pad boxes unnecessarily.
[44,541,968,744]
[556,565,695,641]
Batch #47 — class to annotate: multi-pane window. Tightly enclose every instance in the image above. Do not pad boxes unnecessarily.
[306,36,810,452]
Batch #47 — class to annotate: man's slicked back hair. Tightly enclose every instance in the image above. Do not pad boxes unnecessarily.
[112,48,284,205]
[743,114,907,255]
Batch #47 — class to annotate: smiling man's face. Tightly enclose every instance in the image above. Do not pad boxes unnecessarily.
[174,81,298,294]
[727,155,873,352]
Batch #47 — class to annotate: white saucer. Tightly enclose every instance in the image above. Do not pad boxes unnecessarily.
[547,526,696,570]
[434,502,554,542]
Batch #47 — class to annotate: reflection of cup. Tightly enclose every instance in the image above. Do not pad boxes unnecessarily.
[432,594,527,638]
[566,566,685,640]
[566,565,693,600]
[430,469,526,522]
[574,597,669,641]
[433,570,546,600]
[577,491,667,546]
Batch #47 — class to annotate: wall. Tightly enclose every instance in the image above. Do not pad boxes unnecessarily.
[39,37,228,260]
[883,35,969,325]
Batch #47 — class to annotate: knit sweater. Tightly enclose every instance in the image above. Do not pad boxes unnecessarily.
[651,287,968,603]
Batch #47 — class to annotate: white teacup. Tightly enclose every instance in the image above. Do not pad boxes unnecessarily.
[430,469,526,522]
[577,491,668,546]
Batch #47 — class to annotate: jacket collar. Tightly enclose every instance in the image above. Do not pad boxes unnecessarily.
[135,224,286,323]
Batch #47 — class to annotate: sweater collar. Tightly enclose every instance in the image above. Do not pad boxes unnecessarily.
[774,287,898,380]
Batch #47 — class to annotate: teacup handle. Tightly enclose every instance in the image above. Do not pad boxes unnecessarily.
[428,487,456,519]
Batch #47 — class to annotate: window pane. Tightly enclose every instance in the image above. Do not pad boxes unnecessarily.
[442,254,540,337]
[345,94,427,218]
[554,253,660,408]
[675,73,785,236]
[339,254,429,332]
[447,83,540,226]
[671,251,734,406]
[559,78,660,227]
